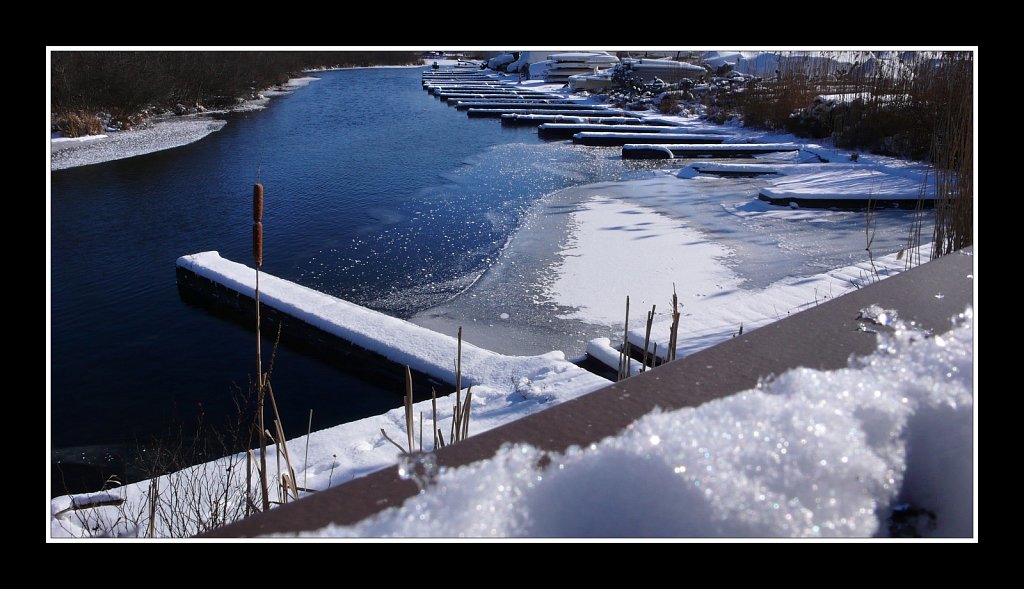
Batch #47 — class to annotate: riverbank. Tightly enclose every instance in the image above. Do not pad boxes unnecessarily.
[49,76,320,171]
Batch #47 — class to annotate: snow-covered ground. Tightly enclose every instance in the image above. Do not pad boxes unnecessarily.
[49,77,320,171]
[50,117,228,170]
[313,306,974,538]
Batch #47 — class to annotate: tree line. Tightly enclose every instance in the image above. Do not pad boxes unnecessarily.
[51,51,420,131]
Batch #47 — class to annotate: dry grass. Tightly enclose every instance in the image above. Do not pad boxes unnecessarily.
[616,287,683,379]
[383,327,474,454]
[55,111,103,137]
[733,51,974,161]
[930,53,974,256]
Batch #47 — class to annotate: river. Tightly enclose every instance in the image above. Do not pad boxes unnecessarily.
[49,66,653,492]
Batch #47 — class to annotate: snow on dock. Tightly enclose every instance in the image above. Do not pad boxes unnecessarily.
[502,114,643,126]
[456,101,609,111]
[176,251,608,396]
[574,132,727,146]
[538,123,683,139]
[451,99,573,108]
[622,142,802,159]
[758,167,936,208]
[689,162,782,176]
[470,108,630,118]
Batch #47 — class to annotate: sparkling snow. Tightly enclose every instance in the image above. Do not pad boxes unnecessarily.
[312,308,974,538]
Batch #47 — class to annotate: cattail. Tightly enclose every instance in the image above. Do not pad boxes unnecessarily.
[253,183,263,222]
[253,221,263,266]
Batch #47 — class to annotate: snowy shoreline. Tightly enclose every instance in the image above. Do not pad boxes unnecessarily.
[51,63,971,538]
[49,76,322,171]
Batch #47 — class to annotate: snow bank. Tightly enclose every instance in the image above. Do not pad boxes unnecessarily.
[50,76,319,171]
[311,308,974,538]
[50,117,227,170]
[50,133,108,144]
[261,76,320,97]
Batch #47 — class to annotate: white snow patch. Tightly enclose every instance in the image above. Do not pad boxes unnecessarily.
[50,133,108,143]
[50,118,227,170]
[311,308,974,538]
[625,246,930,363]
[548,195,740,326]
[262,76,320,97]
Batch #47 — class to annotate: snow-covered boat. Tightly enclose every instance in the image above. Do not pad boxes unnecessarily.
[545,52,620,84]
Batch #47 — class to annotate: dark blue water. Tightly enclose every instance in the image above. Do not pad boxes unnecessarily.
[50,67,640,482]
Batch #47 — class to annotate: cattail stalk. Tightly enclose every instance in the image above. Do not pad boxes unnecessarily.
[253,182,269,512]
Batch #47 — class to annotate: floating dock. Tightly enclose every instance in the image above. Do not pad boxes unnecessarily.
[469,108,631,118]
[176,252,608,396]
[574,132,727,146]
[622,143,802,159]
[455,101,610,111]
[690,163,781,177]
[501,114,643,126]
[537,123,682,139]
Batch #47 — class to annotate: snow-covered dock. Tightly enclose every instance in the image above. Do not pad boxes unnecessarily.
[455,101,609,111]
[690,162,781,177]
[470,108,630,119]
[536,123,679,139]
[439,93,556,102]
[758,167,936,209]
[451,99,573,108]
[538,123,681,139]
[574,132,727,146]
[175,251,609,396]
[502,114,643,126]
[622,142,802,159]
